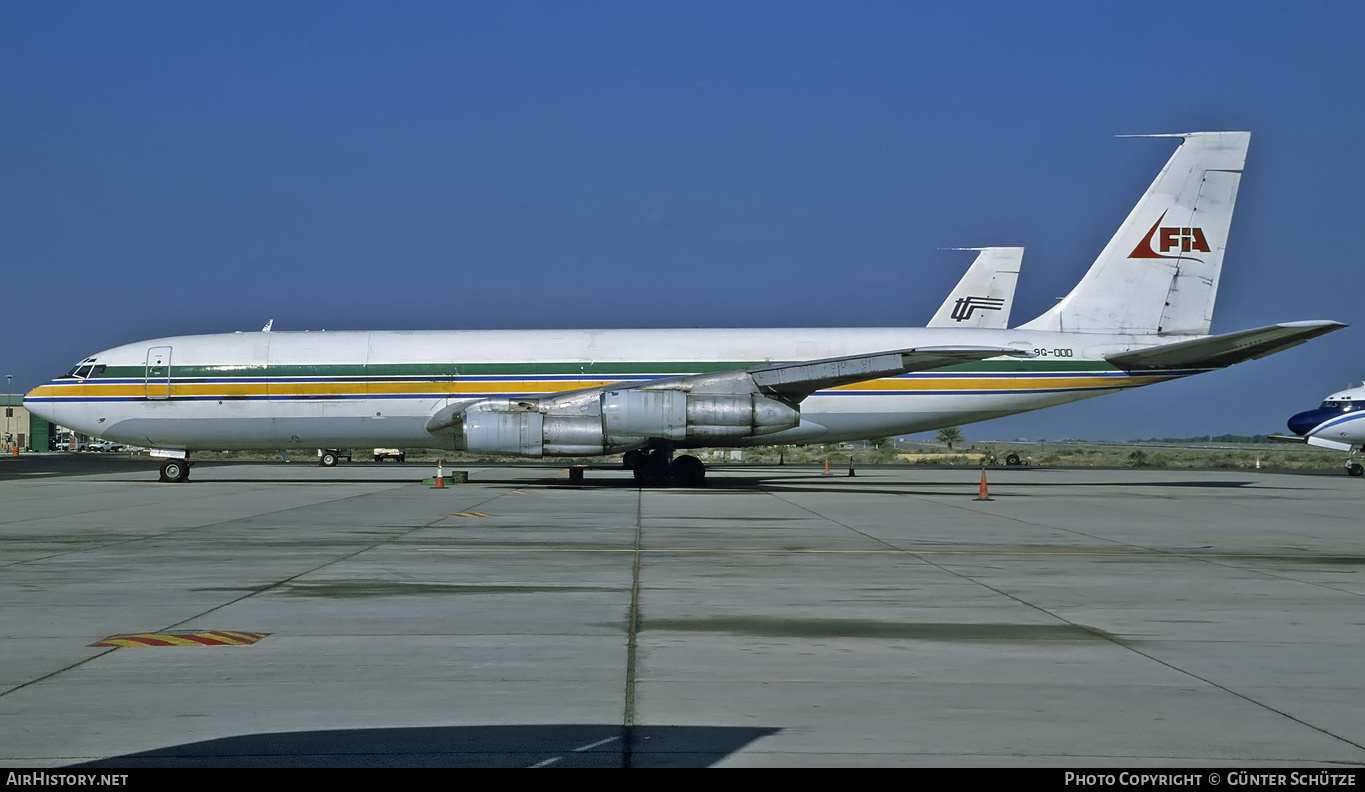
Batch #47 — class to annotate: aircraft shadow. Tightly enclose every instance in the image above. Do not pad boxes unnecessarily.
[70,724,779,768]
[521,474,1267,494]
[200,478,426,485]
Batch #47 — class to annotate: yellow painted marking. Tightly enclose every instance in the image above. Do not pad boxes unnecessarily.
[30,373,1178,401]
[447,512,489,518]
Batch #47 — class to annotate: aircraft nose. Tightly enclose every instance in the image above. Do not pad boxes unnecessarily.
[23,385,61,427]
[1287,408,1332,437]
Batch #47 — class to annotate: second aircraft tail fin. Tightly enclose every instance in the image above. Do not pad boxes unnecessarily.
[1020,132,1249,336]
[927,247,1023,329]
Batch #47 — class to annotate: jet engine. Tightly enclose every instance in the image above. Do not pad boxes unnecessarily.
[455,389,800,457]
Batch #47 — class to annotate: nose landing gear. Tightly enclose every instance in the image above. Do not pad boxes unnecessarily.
[158,459,191,483]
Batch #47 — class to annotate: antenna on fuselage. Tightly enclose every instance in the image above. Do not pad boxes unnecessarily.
[262,320,273,332]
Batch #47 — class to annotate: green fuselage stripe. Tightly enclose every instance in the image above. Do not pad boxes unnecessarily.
[82,359,1120,380]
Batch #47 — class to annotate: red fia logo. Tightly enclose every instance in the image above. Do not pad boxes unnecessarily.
[1129,210,1210,259]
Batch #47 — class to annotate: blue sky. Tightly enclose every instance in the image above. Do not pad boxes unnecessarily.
[3,2,1362,440]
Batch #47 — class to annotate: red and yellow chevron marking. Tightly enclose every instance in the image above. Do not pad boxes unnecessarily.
[91,631,269,648]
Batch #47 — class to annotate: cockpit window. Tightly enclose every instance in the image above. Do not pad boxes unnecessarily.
[59,363,103,380]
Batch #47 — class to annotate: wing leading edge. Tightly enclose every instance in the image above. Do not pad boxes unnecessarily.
[425,345,1028,445]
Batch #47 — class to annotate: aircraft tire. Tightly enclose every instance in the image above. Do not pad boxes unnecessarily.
[159,460,189,483]
[320,452,339,467]
[671,455,706,487]
[638,452,670,486]
[1348,463,1363,477]
[1005,453,1021,466]
[623,449,645,470]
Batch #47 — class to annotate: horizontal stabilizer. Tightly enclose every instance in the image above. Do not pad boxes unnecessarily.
[1106,321,1345,371]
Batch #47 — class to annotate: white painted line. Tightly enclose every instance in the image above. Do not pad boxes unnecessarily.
[529,735,619,767]
[573,735,620,752]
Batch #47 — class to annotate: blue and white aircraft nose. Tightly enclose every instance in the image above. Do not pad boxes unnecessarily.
[1287,408,1334,437]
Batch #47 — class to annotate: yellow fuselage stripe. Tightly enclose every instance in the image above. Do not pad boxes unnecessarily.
[29,374,1168,400]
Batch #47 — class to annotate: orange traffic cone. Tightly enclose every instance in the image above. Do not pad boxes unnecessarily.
[823,458,830,476]
[434,459,445,489]
[973,468,993,501]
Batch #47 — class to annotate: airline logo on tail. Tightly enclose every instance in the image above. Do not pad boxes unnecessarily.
[950,296,1006,322]
[1130,210,1210,260]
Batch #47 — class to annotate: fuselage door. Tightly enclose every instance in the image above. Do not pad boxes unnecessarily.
[145,346,172,400]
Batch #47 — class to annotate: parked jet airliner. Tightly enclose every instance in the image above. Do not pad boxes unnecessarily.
[1286,384,1365,475]
[25,132,1343,484]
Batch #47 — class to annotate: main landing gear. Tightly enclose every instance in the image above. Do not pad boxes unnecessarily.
[158,459,191,483]
[623,448,706,487]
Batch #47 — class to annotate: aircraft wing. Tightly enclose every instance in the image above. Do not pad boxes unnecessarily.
[741,346,1028,399]
[1105,321,1346,371]
[1306,436,1355,451]
[426,345,1024,432]
[1269,433,1354,451]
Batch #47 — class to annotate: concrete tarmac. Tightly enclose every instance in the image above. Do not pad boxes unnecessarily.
[1,455,1363,767]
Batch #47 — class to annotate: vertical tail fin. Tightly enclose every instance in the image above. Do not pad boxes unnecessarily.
[1020,131,1249,336]
[927,247,1023,328]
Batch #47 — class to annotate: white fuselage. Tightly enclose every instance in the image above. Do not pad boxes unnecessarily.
[26,326,1190,455]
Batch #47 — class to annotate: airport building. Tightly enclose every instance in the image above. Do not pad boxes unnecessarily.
[1,394,50,452]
